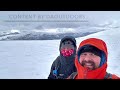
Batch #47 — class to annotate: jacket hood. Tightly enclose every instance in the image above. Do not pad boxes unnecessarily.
[59,36,77,51]
[78,38,108,60]
[75,38,108,79]
[59,36,77,65]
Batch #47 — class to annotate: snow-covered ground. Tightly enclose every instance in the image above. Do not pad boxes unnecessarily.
[0,28,120,79]
[0,40,60,79]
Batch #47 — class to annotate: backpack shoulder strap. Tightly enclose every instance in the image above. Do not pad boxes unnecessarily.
[68,72,77,79]
[104,72,112,79]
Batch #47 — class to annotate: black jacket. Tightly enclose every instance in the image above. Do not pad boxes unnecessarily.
[48,36,77,79]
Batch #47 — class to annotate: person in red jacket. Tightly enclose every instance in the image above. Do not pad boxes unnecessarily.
[68,38,120,79]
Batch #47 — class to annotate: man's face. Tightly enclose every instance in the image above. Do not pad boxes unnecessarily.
[79,52,101,70]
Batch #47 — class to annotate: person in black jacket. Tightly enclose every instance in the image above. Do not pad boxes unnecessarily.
[48,36,77,79]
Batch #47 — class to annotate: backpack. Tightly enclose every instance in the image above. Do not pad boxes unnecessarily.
[104,72,112,79]
[68,72,78,79]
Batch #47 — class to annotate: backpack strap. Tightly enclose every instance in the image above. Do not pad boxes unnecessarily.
[104,72,112,79]
[68,72,77,79]
[68,72,112,79]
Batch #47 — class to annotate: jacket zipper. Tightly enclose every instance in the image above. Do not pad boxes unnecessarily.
[84,69,88,79]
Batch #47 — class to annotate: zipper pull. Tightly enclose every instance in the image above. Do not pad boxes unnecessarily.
[53,67,58,77]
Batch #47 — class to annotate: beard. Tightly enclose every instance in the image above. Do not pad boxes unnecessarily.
[81,60,96,70]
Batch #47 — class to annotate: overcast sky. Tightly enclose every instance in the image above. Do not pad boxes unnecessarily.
[0,11,120,32]
[0,11,120,23]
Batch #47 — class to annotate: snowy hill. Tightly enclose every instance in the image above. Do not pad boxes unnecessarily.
[0,27,104,40]
[0,19,118,40]
[0,28,120,79]
[1,11,120,40]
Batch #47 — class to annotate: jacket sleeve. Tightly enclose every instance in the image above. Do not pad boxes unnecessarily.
[47,56,60,79]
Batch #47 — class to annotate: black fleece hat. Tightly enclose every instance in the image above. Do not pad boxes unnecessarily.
[78,45,101,59]
[59,36,76,50]
[61,40,75,49]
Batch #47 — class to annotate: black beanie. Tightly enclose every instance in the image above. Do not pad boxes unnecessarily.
[60,36,76,50]
[78,45,101,59]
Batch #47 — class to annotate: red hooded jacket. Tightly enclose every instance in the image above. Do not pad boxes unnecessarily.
[73,38,120,79]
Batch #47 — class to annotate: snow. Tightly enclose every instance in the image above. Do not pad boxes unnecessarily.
[33,28,76,34]
[0,40,60,79]
[11,29,20,33]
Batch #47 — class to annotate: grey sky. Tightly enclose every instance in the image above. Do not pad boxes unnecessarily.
[0,11,120,32]
[0,11,120,22]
